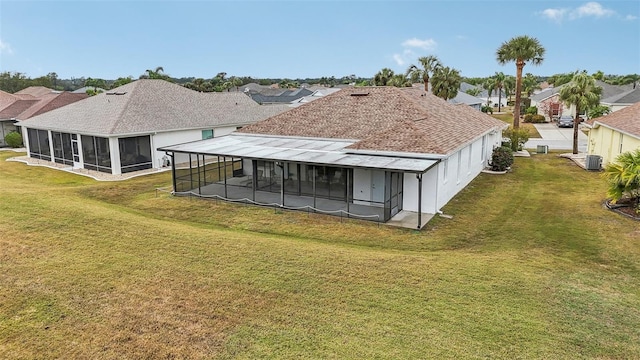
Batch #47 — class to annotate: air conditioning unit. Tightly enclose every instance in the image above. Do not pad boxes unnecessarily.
[536,145,548,154]
[585,155,602,171]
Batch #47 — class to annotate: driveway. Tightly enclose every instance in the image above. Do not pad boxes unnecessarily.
[524,123,588,152]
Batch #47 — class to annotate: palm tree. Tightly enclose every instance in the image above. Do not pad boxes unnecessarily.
[483,78,496,108]
[559,71,602,154]
[504,75,516,103]
[386,74,412,87]
[142,66,166,79]
[496,35,545,128]
[431,67,461,100]
[604,149,640,212]
[406,55,441,92]
[493,72,506,112]
[373,68,395,86]
[522,73,540,97]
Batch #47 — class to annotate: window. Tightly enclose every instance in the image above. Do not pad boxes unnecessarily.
[119,136,152,173]
[52,132,74,166]
[27,128,51,161]
[202,129,214,140]
[81,135,112,173]
[443,159,448,183]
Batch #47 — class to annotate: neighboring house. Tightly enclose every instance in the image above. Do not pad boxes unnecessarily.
[246,87,313,104]
[532,81,633,119]
[600,86,640,113]
[0,89,88,146]
[585,101,640,166]
[289,88,342,107]
[449,90,483,110]
[18,79,289,174]
[158,87,507,229]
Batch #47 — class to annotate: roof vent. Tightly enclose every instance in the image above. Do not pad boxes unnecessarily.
[350,92,369,97]
[106,92,127,95]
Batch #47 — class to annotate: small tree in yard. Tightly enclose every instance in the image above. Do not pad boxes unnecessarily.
[490,146,514,171]
[4,131,22,148]
[604,149,640,213]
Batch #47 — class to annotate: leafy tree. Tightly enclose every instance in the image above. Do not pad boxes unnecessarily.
[592,70,605,81]
[431,66,461,100]
[548,72,575,87]
[111,76,133,89]
[373,68,395,86]
[406,55,441,92]
[604,149,640,212]
[496,35,545,128]
[85,88,103,96]
[588,104,611,119]
[522,73,540,97]
[85,77,107,89]
[559,71,602,154]
[47,72,59,90]
[0,71,29,93]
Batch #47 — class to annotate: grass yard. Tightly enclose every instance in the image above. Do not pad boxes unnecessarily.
[491,113,541,138]
[1,150,639,359]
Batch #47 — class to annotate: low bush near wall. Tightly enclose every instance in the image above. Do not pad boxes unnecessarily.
[4,131,23,148]
[490,146,514,171]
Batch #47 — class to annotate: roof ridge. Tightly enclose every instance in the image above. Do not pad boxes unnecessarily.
[107,80,140,134]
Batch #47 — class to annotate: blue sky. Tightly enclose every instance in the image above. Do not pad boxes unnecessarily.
[1,0,638,80]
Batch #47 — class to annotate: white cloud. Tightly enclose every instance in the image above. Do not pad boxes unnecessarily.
[625,14,638,21]
[539,8,568,22]
[0,39,14,55]
[393,54,405,66]
[401,38,437,51]
[571,2,615,18]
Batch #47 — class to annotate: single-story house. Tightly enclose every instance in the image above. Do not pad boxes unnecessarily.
[158,86,507,229]
[0,88,88,146]
[18,79,289,174]
[600,86,640,113]
[585,101,640,166]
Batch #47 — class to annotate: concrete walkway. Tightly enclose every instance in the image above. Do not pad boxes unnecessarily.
[524,123,588,152]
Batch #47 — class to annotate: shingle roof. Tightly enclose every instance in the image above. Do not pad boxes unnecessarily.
[0,100,39,119]
[601,87,640,105]
[587,101,640,138]
[239,86,506,155]
[14,86,55,98]
[21,79,290,136]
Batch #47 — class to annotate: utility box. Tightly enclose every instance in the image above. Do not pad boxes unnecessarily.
[585,155,602,171]
[536,145,549,154]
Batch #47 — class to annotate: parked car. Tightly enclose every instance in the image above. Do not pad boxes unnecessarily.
[557,115,574,128]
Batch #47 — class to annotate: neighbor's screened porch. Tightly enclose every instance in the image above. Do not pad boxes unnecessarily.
[170,152,405,222]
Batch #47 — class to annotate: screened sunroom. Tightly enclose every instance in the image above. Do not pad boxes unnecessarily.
[159,134,438,226]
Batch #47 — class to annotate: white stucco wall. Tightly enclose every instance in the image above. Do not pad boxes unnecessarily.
[401,132,501,214]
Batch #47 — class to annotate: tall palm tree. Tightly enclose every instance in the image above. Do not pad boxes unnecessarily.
[431,67,461,100]
[406,55,441,92]
[496,35,545,128]
[493,72,506,112]
[559,71,602,154]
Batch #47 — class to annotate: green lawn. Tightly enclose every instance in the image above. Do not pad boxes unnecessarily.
[1,151,639,359]
[491,112,542,138]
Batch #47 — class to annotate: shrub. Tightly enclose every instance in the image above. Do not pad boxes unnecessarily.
[604,149,640,212]
[525,106,538,115]
[481,105,493,114]
[490,146,514,171]
[523,114,534,123]
[4,131,23,148]
[502,127,530,151]
[531,114,546,123]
